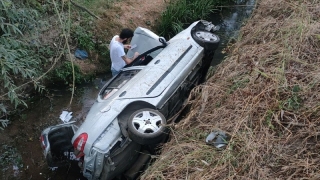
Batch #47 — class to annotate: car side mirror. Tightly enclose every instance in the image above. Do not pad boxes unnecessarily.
[159,37,167,46]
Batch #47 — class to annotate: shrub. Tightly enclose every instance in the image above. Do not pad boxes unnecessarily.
[53,61,93,85]
[0,0,45,114]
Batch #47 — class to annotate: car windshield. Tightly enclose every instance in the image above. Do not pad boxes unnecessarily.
[100,69,141,99]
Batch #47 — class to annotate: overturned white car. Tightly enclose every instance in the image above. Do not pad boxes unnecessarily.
[40,20,220,180]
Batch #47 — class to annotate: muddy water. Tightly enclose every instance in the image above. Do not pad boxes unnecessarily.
[0,79,105,180]
[0,1,255,180]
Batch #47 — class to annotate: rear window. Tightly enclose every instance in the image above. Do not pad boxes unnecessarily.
[100,69,141,99]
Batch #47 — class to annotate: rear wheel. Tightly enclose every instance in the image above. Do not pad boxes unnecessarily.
[47,126,75,167]
[192,30,220,50]
[128,108,167,145]
[48,126,74,141]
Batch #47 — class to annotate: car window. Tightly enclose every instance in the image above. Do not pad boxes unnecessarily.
[100,69,141,99]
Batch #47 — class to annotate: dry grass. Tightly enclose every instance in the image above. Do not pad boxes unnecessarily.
[142,0,320,179]
[92,0,168,41]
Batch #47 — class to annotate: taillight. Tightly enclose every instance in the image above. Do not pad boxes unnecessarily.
[40,135,47,149]
[73,133,88,157]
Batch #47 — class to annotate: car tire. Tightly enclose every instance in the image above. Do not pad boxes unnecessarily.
[191,30,220,50]
[51,139,73,153]
[127,108,167,145]
[48,126,74,142]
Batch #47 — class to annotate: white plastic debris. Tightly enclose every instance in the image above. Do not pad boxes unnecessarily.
[59,111,73,123]
[13,165,19,177]
[49,167,58,171]
[64,152,80,161]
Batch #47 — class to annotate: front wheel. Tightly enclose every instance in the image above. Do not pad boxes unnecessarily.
[128,108,167,145]
[192,30,220,50]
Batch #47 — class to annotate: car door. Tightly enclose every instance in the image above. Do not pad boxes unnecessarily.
[127,27,163,59]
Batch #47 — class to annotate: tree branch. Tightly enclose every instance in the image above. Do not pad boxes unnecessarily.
[70,0,101,20]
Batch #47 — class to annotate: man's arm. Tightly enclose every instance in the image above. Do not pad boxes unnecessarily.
[123,44,131,50]
[121,52,140,64]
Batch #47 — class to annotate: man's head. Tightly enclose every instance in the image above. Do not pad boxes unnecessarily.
[119,28,134,44]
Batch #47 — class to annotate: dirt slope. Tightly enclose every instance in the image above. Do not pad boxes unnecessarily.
[102,0,167,31]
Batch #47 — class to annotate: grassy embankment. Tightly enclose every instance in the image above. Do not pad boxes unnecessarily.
[142,0,320,179]
[155,0,224,38]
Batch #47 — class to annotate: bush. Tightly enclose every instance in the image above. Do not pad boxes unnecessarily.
[0,0,46,113]
[53,61,93,85]
[73,26,95,51]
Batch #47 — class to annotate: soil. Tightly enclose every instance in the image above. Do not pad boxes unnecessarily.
[0,0,168,179]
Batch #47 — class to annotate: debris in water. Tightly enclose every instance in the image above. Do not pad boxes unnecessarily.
[59,111,73,123]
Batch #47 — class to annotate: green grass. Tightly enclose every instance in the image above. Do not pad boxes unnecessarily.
[156,0,233,38]
[52,61,94,85]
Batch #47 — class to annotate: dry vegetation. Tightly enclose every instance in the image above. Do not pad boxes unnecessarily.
[94,0,167,41]
[142,0,320,179]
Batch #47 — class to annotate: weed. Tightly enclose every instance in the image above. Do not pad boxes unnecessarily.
[280,85,302,110]
[27,0,57,14]
[0,144,23,169]
[156,0,233,38]
[73,26,95,51]
[283,95,301,110]
[95,43,111,71]
[37,45,56,58]
[0,119,9,130]
[53,61,93,85]
[53,62,83,85]
[227,78,250,94]
[265,110,275,130]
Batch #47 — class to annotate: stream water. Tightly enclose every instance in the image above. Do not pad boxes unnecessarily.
[211,0,256,66]
[0,1,256,179]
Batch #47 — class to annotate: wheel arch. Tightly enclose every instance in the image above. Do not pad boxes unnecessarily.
[119,101,156,118]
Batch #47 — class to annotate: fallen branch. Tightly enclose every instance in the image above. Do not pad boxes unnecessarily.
[70,0,101,19]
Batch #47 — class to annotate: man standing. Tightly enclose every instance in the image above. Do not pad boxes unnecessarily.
[109,28,139,76]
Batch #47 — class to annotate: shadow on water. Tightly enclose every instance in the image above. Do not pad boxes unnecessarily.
[210,0,256,66]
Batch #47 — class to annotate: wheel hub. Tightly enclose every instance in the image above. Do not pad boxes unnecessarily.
[145,119,151,125]
[196,31,218,42]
